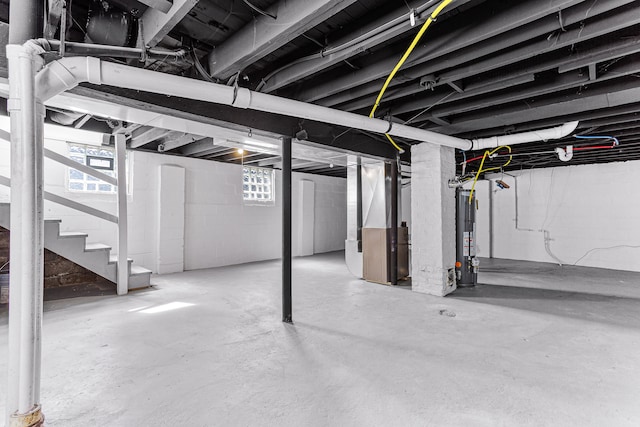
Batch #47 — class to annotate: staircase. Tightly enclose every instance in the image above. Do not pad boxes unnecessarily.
[0,203,151,290]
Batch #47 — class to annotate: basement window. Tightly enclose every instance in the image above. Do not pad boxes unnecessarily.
[67,143,117,193]
[243,166,274,202]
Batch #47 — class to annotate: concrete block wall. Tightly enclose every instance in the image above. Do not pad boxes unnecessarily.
[0,139,347,274]
[488,160,640,272]
[411,143,456,296]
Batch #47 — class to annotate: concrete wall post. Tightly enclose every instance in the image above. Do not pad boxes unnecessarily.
[410,143,457,296]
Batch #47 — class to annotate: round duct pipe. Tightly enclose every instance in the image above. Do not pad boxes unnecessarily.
[49,110,84,126]
[85,8,132,47]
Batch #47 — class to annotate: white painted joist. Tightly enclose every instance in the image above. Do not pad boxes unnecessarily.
[208,0,358,80]
[159,132,203,151]
[142,0,199,48]
[130,126,172,148]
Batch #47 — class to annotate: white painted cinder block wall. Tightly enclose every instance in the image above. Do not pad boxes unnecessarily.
[486,160,640,272]
[0,139,347,273]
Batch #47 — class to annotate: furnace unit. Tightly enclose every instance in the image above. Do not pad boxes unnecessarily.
[456,189,479,286]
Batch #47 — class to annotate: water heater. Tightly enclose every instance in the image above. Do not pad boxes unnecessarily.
[456,189,479,286]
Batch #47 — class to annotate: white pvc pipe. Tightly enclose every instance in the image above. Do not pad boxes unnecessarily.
[249,91,471,149]
[471,121,579,150]
[555,145,574,162]
[36,54,583,153]
[35,55,473,151]
[5,43,45,425]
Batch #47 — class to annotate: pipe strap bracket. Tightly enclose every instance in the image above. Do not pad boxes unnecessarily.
[85,57,102,85]
[232,88,252,109]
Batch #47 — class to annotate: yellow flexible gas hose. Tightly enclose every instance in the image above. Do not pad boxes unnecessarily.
[369,0,455,152]
[468,145,512,203]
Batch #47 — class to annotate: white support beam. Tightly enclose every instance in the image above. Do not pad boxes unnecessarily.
[208,0,358,80]
[141,0,199,48]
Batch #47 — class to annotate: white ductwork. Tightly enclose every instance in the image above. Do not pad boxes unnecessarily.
[34,54,473,150]
[30,44,584,159]
[34,53,583,154]
[555,145,574,162]
[470,121,579,151]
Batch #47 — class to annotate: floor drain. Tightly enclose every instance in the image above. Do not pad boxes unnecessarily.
[439,309,456,317]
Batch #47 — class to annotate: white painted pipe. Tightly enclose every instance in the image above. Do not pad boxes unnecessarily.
[248,91,472,150]
[35,55,473,151]
[36,54,582,154]
[555,145,574,162]
[470,121,579,151]
[5,43,46,425]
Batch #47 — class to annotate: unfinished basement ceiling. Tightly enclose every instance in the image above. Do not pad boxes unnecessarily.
[2,0,640,175]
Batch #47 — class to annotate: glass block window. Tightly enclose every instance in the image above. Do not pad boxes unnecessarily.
[67,144,116,193]
[243,166,274,202]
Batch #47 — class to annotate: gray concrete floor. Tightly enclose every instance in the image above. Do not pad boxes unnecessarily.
[1,252,640,426]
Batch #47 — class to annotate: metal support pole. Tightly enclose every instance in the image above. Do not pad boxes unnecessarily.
[6,43,46,427]
[115,134,128,295]
[282,136,292,323]
[356,156,362,252]
[390,158,398,286]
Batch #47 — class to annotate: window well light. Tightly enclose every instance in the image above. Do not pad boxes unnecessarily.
[139,302,195,314]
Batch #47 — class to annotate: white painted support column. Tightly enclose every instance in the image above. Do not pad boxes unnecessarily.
[5,44,46,426]
[344,155,363,277]
[115,134,128,295]
[411,143,457,296]
[156,164,185,274]
[297,180,315,256]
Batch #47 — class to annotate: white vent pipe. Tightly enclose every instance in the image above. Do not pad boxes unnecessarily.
[470,121,579,151]
[32,48,580,154]
[555,145,574,162]
[34,55,472,150]
[5,43,46,426]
